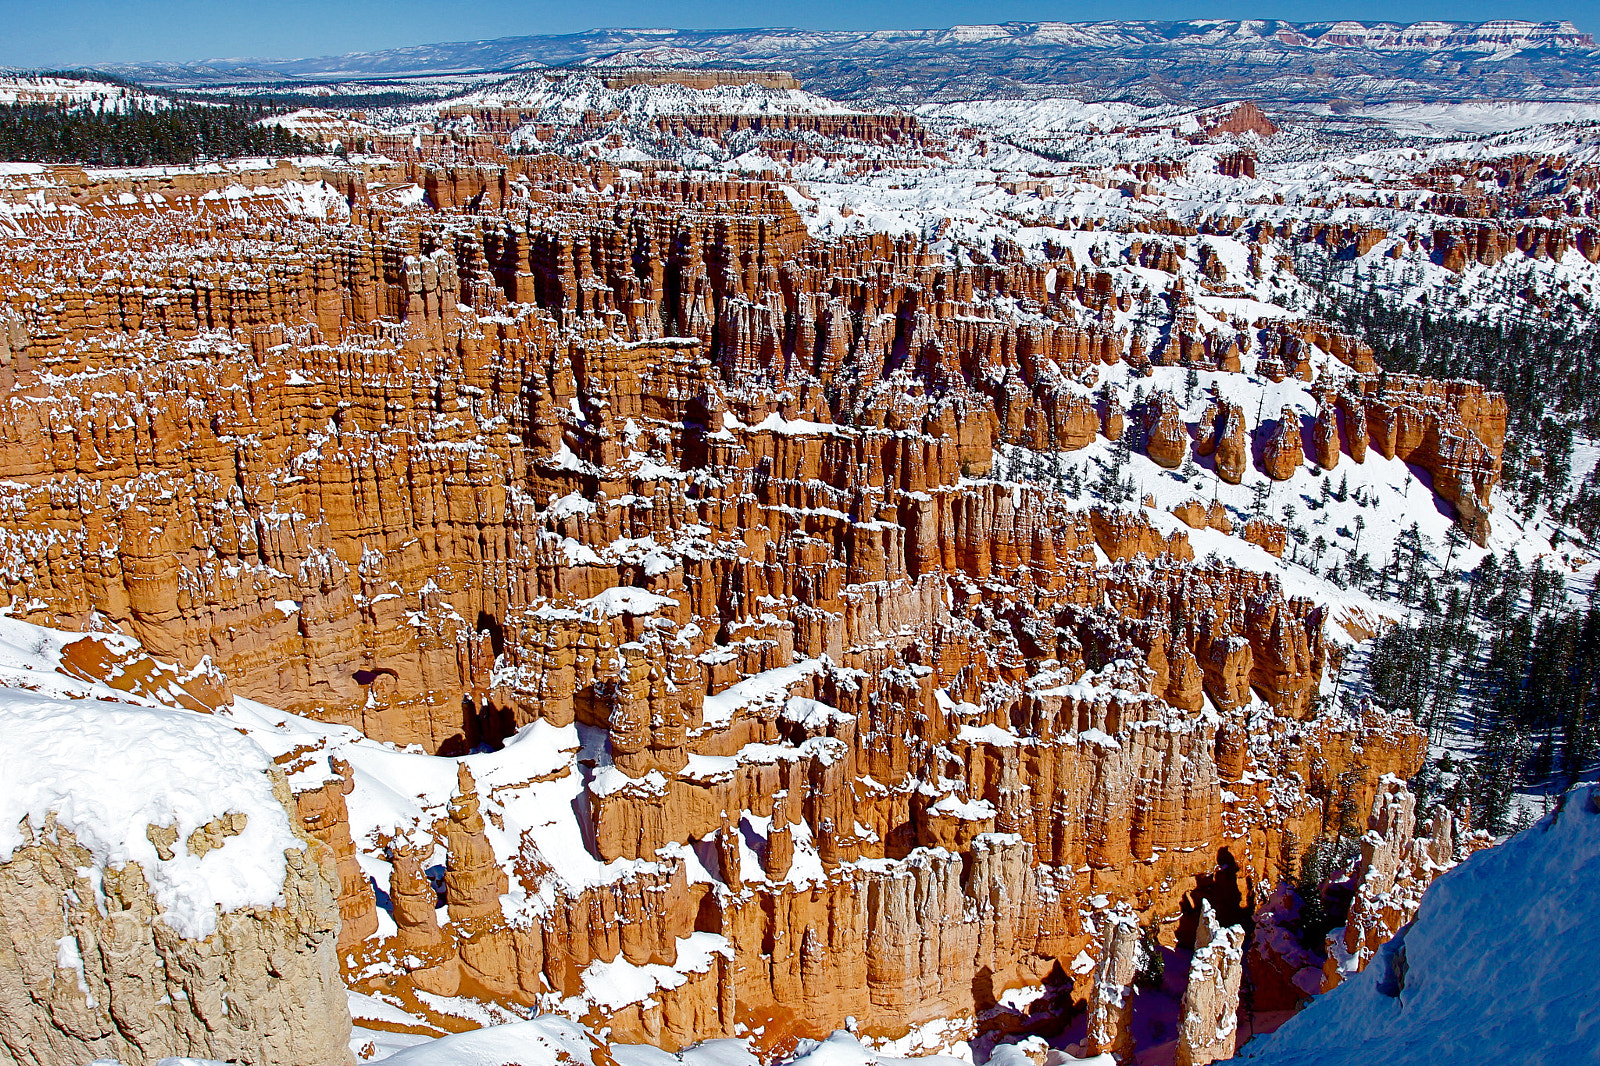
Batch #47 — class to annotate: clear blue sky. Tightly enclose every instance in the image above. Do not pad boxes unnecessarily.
[0,0,1594,68]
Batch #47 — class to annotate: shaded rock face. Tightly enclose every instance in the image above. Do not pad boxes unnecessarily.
[1356,377,1506,544]
[1245,884,1326,1012]
[0,799,351,1066]
[0,161,1448,1053]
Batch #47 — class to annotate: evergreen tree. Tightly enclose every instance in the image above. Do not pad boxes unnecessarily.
[0,100,314,165]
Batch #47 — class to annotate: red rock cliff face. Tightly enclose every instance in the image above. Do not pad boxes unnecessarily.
[0,162,1431,1051]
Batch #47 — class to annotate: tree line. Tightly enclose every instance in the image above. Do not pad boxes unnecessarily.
[1367,553,1599,834]
[0,100,314,167]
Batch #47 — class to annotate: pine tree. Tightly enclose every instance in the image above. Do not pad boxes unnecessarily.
[1443,523,1466,577]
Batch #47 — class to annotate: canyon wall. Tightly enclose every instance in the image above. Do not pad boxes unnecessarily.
[0,157,1454,1053]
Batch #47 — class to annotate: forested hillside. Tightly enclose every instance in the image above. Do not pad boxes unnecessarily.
[1302,251,1600,832]
[0,100,312,165]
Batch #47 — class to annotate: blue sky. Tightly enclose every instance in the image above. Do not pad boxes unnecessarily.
[0,0,1594,67]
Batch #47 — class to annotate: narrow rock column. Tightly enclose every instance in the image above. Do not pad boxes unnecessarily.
[1175,900,1246,1066]
[291,755,378,952]
[444,764,508,925]
[1313,403,1340,469]
[1263,406,1303,480]
[1215,403,1248,484]
[765,791,796,880]
[444,764,516,994]
[1086,909,1141,1063]
[390,832,448,953]
[389,830,461,996]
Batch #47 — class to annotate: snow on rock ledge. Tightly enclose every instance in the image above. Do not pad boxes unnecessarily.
[0,689,353,1066]
[0,695,301,939]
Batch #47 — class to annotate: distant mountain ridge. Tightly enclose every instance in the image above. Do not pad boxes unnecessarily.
[106,20,1600,106]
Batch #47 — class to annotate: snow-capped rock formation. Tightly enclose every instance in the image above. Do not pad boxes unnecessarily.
[0,150,1435,1053]
[1174,902,1246,1066]
[1085,910,1140,1061]
[0,625,352,1066]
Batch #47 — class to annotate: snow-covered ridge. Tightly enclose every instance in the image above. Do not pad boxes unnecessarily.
[922,19,1595,52]
[0,75,169,112]
[1299,19,1591,50]
[122,20,1600,82]
[438,72,861,119]
[1240,784,1600,1065]
[106,20,1600,110]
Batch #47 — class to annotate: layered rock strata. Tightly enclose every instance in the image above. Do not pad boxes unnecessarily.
[0,159,1455,1054]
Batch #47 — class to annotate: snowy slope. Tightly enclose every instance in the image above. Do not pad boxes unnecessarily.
[364,1015,1036,1066]
[442,72,857,117]
[0,75,168,110]
[1238,784,1600,1066]
[0,616,305,939]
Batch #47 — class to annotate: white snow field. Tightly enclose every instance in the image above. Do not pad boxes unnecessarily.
[1237,784,1600,1066]
[365,1020,1101,1066]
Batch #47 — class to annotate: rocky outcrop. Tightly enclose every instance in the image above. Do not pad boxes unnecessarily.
[1171,499,1232,534]
[1321,777,1479,991]
[387,833,459,995]
[1174,902,1245,1066]
[0,790,351,1066]
[1245,885,1326,1011]
[1144,391,1188,468]
[444,766,517,995]
[1312,404,1340,470]
[1356,377,1506,544]
[1213,404,1249,485]
[1242,518,1287,557]
[287,755,378,952]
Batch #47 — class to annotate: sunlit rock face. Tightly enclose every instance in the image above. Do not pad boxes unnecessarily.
[0,70,1545,1052]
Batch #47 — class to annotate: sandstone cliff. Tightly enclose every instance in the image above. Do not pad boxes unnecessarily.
[0,149,1463,1059]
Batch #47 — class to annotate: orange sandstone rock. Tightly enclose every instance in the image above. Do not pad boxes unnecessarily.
[1214,404,1249,485]
[1144,391,1188,469]
[1262,407,1303,481]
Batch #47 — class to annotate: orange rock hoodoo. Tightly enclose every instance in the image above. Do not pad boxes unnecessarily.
[0,159,1447,1050]
[1262,407,1304,481]
[1142,391,1188,469]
